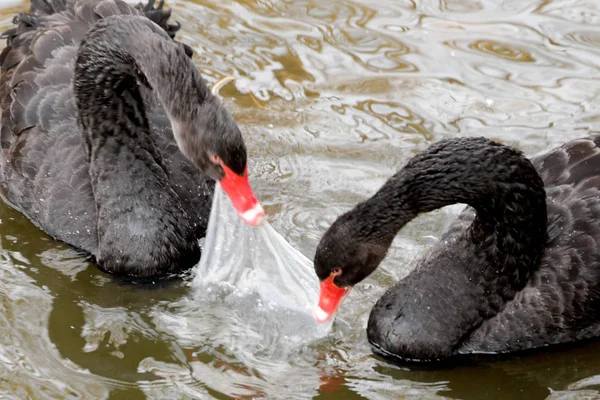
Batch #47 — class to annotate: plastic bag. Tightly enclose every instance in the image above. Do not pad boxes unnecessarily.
[194,183,320,316]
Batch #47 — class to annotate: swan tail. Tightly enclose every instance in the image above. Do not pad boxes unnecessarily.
[135,0,192,57]
[137,0,181,39]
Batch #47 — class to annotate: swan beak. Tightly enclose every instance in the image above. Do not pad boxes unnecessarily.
[219,164,265,226]
[314,274,350,323]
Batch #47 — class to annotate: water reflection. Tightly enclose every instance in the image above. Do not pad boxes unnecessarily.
[1,0,600,398]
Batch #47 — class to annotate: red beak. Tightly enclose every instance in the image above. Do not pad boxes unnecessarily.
[313,274,350,323]
[219,163,264,226]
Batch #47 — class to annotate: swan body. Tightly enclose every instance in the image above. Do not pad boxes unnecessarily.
[314,136,600,363]
[0,0,263,277]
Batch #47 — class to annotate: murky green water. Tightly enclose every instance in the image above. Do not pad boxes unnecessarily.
[1,0,600,398]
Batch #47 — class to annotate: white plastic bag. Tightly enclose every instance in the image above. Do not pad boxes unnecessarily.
[194,183,320,316]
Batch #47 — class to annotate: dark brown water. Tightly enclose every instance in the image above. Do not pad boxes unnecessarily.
[1,0,600,398]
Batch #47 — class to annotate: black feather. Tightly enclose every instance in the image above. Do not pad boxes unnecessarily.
[0,0,245,277]
[315,136,600,363]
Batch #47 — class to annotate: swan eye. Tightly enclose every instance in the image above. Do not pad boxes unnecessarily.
[331,267,342,276]
[211,154,221,165]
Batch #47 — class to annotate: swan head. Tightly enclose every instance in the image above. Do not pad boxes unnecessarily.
[170,99,264,227]
[313,215,390,322]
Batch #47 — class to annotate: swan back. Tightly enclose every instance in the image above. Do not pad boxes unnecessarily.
[365,136,600,361]
[0,0,213,276]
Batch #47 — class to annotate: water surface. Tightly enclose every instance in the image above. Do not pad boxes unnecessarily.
[1,0,600,398]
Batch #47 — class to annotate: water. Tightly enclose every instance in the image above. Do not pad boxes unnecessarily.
[1,0,600,398]
[195,183,320,317]
[146,183,332,397]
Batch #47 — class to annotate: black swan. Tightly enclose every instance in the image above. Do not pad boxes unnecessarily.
[313,136,600,363]
[0,0,264,278]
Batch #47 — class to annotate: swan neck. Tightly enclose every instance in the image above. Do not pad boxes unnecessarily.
[370,139,548,287]
[71,16,203,275]
[74,16,209,142]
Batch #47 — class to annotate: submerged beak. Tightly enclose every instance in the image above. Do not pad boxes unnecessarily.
[219,163,265,226]
[313,274,351,323]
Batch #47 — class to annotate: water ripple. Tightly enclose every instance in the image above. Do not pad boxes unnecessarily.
[2,0,600,398]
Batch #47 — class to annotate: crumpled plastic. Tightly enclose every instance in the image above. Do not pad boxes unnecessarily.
[194,183,320,316]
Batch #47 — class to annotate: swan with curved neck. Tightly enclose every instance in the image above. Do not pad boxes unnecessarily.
[75,16,264,226]
[0,0,263,277]
[314,136,600,362]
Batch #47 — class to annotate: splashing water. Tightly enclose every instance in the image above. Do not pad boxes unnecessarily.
[152,183,331,375]
[195,183,320,316]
